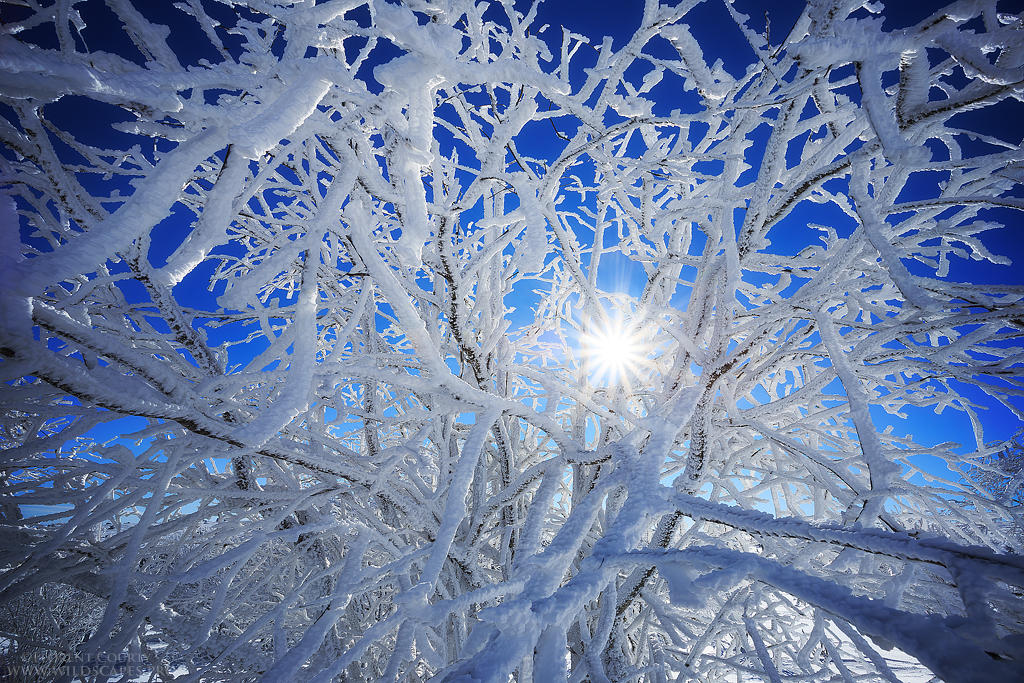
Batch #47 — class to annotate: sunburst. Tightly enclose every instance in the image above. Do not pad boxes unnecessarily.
[579,318,645,387]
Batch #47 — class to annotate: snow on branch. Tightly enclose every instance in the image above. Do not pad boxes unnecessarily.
[1,0,1023,680]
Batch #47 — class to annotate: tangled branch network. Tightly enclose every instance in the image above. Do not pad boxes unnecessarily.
[2,0,1024,680]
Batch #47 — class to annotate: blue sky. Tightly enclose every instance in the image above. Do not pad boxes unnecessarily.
[6,0,1024,515]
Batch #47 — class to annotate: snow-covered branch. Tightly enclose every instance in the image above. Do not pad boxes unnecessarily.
[2,0,1023,680]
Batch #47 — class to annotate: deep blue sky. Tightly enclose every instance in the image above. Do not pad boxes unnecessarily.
[5,0,1023,496]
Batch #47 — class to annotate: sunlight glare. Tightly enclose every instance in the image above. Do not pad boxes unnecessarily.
[581,322,643,385]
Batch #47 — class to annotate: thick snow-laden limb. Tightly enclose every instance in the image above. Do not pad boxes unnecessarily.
[2,0,1024,681]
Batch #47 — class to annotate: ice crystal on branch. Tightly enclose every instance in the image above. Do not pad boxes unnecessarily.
[2,0,1024,680]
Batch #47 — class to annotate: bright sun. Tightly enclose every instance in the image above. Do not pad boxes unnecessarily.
[580,322,644,385]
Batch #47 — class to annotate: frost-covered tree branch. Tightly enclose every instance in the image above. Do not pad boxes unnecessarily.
[2,0,1024,680]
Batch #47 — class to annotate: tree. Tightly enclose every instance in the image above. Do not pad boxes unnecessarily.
[961,431,1024,510]
[1,0,1024,680]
